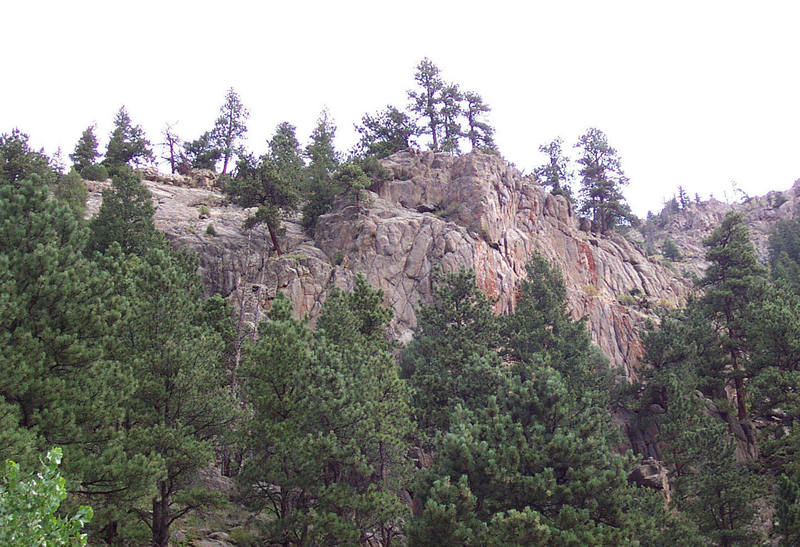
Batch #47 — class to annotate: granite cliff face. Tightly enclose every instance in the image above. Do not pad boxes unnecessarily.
[89,151,691,378]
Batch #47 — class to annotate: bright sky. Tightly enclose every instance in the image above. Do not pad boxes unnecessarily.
[3,1,799,216]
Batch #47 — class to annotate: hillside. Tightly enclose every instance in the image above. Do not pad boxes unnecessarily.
[89,151,692,380]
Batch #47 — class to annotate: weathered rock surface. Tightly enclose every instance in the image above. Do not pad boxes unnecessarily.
[88,151,691,378]
[640,180,800,277]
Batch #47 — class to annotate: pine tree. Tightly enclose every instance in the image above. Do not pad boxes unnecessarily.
[646,366,763,546]
[184,131,222,171]
[502,252,612,403]
[355,106,416,158]
[70,124,100,174]
[88,166,162,256]
[239,279,411,544]
[463,91,496,152]
[439,83,463,154]
[108,247,237,546]
[302,110,340,232]
[575,128,633,233]
[211,88,249,175]
[225,123,303,256]
[768,217,800,295]
[104,106,153,168]
[701,212,767,420]
[661,238,681,261]
[0,129,56,186]
[54,168,88,220]
[402,268,504,441]
[534,137,573,201]
[0,177,156,543]
[409,58,444,151]
[267,122,304,191]
[410,362,667,546]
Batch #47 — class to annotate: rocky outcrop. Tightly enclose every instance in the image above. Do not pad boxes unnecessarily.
[88,152,691,378]
[639,180,800,276]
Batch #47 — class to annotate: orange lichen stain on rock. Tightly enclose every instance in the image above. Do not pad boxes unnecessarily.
[578,241,598,285]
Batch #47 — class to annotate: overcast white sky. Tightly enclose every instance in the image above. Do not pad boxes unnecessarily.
[3,1,799,216]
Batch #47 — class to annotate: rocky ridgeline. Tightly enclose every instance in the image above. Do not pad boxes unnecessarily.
[641,181,800,277]
[88,151,691,379]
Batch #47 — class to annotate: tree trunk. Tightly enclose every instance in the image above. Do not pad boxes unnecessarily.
[221,152,230,176]
[267,222,282,256]
[734,375,747,420]
[152,482,171,547]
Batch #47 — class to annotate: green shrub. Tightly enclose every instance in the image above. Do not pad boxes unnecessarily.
[584,284,600,297]
[205,223,216,236]
[80,163,108,182]
[661,238,682,261]
[617,293,637,306]
[198,205,210,219]
[229,527,258,546]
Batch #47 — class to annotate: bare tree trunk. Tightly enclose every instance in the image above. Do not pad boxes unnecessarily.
[267,223,282,256]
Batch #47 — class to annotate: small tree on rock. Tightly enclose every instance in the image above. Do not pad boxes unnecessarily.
[211,88,249,175]
[409,58,444,151]
[355,106,416,158]
[184,131,222,171]
[575,128,633,233]
[70,124,101,174]
[464,91,496,152]
[535,137,573,201]
[104,107,153,168]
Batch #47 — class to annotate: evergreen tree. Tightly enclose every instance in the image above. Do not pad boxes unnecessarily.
[355,105,416,158]
[534,137,573,201]
[333,160,370,207]
[661,237,681,261]
[267,122,305,191]
[463,91,496,152]
[302,110,340,232]
[104,106,154,168]
[768,217,800,295]
[644,365,763,546]
[108,247,237,546]
[225,124,304,256]
[409,58,444,151]
[575,128,633,233]
[502,253,612,403]
[403,269,504,441]
[88,166,162,256]
[239,279,412,544]
[211,88,249,175]
[184,131,222,171]
[701,212,767,420]
[677,185,690,209]
[0,129,56,185]
[53,168,88,220]
[439,83,463,154]
[410,362,666,546]
[0,177,156,542]
[70,124,100,174]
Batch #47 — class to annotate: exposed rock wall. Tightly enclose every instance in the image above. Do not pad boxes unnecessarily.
[640,180,800,277]
[88,151,691,378]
